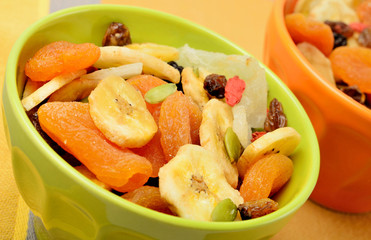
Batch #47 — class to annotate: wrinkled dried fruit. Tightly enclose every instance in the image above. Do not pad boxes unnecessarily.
[238,198,278,220]
[358,28,371,48]
[285,13,334,56]
[264,98,287,132]
[333,32,348,49]
[338,84,366,104]
[325,20,354,38]
[102,22,131,46]
[329,46,371,93]
[203,74,227,99]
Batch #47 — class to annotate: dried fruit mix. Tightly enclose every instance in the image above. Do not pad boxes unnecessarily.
[21,22,301,222]
[288,0,371,109]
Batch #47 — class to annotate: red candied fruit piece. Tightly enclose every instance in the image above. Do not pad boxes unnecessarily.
[25,41,100,82]
[225,75,246,106]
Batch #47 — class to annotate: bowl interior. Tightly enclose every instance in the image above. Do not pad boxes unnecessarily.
[5,4,319,230]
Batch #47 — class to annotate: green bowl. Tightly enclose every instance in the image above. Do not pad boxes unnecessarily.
[3,4,319,240]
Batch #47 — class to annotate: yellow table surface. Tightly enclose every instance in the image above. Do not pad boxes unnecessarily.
[1,0,370,239]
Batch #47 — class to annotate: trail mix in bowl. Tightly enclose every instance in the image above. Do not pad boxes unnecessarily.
[285,0,371,108]
[21,22,301,222]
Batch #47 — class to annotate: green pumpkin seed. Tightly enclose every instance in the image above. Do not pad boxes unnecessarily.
[144,83,177,104]
[211,198,238,222]
[224,127,242,163]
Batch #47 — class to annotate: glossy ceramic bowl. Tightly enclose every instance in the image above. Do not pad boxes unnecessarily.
[264,0,371,213]
[3,4,319,239]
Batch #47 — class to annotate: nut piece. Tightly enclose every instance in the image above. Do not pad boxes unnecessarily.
[238,198,278,220]
[264,98,287,132]
[102,22,132,46]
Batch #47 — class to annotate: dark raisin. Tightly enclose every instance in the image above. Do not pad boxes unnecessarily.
[325,20,354,38]
[333,32,347,49]
[102,22,132,46]
[167,61,184,74]
[238,198,279,220]
[203,74,227,99]
[337,84,366,104]
[167,61,184,92]
[264,98,287,132]
[358,28,371,48]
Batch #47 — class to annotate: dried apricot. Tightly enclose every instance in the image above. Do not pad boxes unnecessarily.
[37,102,152,192]
[122,186,173,215]
[159,91,202,162]
[356,0,371,26]
[285,13,334,56]
[239,154,293,202]
[25,41,100,82]
[329,46,371,93]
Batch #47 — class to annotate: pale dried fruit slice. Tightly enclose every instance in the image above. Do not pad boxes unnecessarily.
[237,127,301,177]
[89,75,157,148]
[199,99,239,188]
[158,144,244,221]
[49,63,143,102]
[21,69,86,111]
[181,67,209,110]
[125,42,179,62]
[297,42,336,86]
[94,46,180,83]
[22,79,45,98]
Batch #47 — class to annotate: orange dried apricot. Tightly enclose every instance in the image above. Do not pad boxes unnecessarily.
[25,41,100,82]
[159,91,192,162]
[357,0,371,26]
[329,46,371,93]
[38,101,152,192]
[239,154,293,202]
[122,186,173,215]
[159,91,202,162]
[285,13,334,56]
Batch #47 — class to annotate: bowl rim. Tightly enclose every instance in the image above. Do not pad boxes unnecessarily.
[273,0,371,121]
[4,3,319,231]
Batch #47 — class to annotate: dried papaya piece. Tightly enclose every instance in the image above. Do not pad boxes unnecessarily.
[37,102,152,193]
[285,13,334,56]
[329,46,371,93]
[239,154,293,202]
[25,41,100,82]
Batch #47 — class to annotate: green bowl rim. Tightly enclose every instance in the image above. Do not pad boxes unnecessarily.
[4,3,320,230]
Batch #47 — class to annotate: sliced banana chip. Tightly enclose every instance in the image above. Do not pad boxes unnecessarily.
[125,42,179,62]
[158,144,244,221]
[94,46,180,83]
[181,67,209,110]
[199,99,239,188]
[89,75,157,148]
[48,63,143,102]
[21,69,86,111]
[237,127,301,177]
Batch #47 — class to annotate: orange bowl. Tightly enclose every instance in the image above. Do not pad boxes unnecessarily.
[264,0,371,213]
